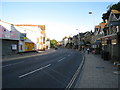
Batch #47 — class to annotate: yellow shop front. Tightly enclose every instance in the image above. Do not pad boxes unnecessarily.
[25,42,35,52]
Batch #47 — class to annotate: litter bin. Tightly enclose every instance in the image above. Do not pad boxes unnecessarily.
[104,52,109,60]
[101,51,105,59]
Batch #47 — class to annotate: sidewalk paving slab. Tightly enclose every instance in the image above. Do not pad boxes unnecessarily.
[75,53,119,89]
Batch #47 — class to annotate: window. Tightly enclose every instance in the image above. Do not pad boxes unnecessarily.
[117,26,119,32]
[43,37,45,44]
[112,39,117,45]
[112,26,117,33]
[102,40,107,45]
[11,44,17,50]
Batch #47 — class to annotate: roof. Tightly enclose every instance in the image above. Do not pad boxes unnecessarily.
[111,10,120,14]
[63,36,69,40]
[99,23,107,29]
[15,24,46,30]
[95,25,99,28]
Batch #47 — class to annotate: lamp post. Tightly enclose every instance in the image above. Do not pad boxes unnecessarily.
[76,29,81,50]
[88,11,96,32]
[89,11,92,15]
[88,11,94,49]
[68,34,73,49]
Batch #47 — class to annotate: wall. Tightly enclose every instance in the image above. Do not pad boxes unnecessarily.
[1,21,46,54]
[0,24,20,40]
[46,40,50,49]
[0,21,20,56]
[2,39,19,56]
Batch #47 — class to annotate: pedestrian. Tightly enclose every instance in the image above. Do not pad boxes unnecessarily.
[87,47,90,54]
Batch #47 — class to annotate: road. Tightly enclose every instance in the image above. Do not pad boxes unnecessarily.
[2,48,84,88]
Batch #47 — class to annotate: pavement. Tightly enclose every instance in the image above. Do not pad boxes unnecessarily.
[75,53,119,89]
[2,49,56,62]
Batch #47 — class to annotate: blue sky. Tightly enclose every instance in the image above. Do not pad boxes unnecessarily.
[1,2,118,41]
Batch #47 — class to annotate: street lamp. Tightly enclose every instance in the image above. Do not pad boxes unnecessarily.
[76,29,81,50]
[89,11,92,15]
[88,11,95,32]
[76,29,80,33]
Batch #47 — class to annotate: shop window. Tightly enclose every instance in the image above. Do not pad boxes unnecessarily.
[37,38,39,43]
[102,40,107,45]
[112,39,117,45]
[117,26,119,32]
[43,37,45,44]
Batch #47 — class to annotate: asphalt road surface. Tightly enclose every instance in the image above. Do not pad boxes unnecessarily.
[2,48,84,88]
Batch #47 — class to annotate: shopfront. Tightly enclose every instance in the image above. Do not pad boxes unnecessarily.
[101,34,118,60]
[25,42,35,52]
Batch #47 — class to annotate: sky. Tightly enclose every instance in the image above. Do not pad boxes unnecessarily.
[0,1,119,41]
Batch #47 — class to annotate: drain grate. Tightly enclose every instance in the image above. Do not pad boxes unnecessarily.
[96,67,104,69]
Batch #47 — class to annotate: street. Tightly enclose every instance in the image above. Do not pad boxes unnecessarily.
[2,48,84,88]
[1,2,120,89]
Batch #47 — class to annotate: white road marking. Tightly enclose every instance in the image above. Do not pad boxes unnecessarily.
[19,64,51,78]
[54,54,56,56]
[1,61,24,68]
[58,57,65,62]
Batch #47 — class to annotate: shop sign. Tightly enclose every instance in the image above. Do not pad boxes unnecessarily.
[20,33,26,40]
[94,40,101,44]
[105,37,109,40]
[79,41,84,45]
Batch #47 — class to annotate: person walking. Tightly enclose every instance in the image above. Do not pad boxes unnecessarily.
[87,47,90,54]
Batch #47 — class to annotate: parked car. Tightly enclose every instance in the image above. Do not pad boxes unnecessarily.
[55,47,58,50]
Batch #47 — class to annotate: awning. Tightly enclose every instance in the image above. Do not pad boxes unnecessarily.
[101,33,117,40]
[94,40,101,45]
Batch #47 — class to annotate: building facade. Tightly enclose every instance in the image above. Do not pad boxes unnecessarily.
[62,36,69,47]
[0,20,46,56]
[46,38,50,49]
[0,21,20,56]
[14,24,46,51]
[101,10,120,61]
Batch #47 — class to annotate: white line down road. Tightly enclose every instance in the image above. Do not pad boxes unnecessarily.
[19,64,51,78]
[1,61,24,68]
[58,57,66,62]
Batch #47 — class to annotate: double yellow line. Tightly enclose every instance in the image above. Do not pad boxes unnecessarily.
[65,52,85,89]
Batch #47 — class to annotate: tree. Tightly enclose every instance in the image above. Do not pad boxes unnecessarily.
[102,2,120,22]
[50,39,57,48]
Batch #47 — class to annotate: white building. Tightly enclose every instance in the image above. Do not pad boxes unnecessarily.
[0,20,46,55]
[46,38,50,49]
[14,24,46,52]
[62,37,69,47]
